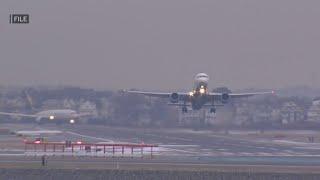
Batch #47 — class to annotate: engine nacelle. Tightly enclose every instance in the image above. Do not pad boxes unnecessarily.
[221,93,230,104]
[170,93,179,103]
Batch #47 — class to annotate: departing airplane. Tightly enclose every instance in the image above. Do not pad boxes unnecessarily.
[125,73,274,113]
[0,109,90,124]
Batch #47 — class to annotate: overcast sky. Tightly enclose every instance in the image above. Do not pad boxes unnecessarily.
[1,0,320,91]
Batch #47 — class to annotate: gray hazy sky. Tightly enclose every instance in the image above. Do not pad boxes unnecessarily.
[1,0,320,91]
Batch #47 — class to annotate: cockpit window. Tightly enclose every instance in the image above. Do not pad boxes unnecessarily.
[197,75,208,78]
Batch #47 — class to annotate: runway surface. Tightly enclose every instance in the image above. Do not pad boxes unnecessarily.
[2,156,320,173]
[2,123,320,167]
[53,124,320,157]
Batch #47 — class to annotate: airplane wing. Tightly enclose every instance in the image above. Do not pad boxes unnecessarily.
[125,90,188,98]
[209,91,275,98]
[229,91,275,98]
[0,112,38,118]
[125,90,274,102]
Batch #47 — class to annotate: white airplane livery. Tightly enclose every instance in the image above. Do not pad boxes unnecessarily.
[0,109,89,124]
[14,130,62,136]
[0,90,91,123]
[126,73,274,113]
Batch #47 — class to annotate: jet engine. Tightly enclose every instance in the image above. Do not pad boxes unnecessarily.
[221,93,230,104]
[170,93,179,103]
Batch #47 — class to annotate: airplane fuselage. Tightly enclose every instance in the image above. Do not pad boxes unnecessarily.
[190,94,208,110]
[189,73,210,110]
[35,109,78,120]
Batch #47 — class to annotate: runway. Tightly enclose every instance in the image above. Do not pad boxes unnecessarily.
[2,123,320,166]
[54,124,320,157]
[2,155,320,173]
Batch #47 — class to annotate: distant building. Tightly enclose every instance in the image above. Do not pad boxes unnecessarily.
[270,109,281,125]
[63,99,77,109]
[234,102,251,126]
[42,99,63,109]
[307,98,320,122]
[98,98,112,119]
[280,101,305,124]
[252,105,274,124]
[213,104,236,127]
[3,98,27,111]
[78,100,98,118]
[234,101,281,126]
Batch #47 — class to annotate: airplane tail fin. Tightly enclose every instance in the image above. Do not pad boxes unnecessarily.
[22,89,39,112]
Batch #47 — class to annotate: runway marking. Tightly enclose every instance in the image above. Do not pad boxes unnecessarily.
[295,147,320,150]
[144,133,193,142]
[159,145,199,147]
[273,140,320,146]
[216,148,227,151]
[208,134,304,148]
[65,131,114,143]
[161,147,198,154]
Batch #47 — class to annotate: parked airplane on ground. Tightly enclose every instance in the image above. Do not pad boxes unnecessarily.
[125,73,274,113]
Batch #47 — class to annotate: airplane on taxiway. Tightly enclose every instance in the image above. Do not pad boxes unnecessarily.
[0,109,89,124]
[0,91,90,124]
